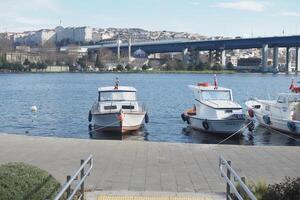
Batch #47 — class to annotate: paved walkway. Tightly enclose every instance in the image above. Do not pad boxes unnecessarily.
[0,133,299,197]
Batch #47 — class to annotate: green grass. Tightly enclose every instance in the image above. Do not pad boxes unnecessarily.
[0,162,62,200]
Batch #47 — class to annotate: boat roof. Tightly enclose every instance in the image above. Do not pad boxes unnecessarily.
[201,100,242,109]
[189,85,231,91]
[98,86,137,92]
[278,92,300,97]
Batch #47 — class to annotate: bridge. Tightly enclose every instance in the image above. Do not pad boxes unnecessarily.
[75,35,300,72]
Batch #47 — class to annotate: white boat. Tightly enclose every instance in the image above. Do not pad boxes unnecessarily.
[245,81,300,135]
[89,78,148,133]
[181,78,246,135]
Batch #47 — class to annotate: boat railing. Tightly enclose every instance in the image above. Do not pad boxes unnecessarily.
[53,154,93,200]
[219,155,257,200]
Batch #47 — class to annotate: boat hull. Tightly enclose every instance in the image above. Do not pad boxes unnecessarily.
[255,112,300,136]
[188,116,245,135]
[92,112,146,133]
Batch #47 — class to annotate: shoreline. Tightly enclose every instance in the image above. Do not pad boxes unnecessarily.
[0,132,299,147]
[0,70,235,74]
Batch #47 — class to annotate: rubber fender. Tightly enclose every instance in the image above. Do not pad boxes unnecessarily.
[263,115,271,125]
[202,119,209,130]
[88,110,92,122]
[287,121,296,132]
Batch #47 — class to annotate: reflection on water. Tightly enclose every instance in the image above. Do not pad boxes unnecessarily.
[88,125,149,141]
[182,127,255,145]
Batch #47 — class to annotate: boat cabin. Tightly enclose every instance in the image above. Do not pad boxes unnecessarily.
[188,83,242,119]
[98,86,137,102]
[95,86,140,114]
[189,85,234,103]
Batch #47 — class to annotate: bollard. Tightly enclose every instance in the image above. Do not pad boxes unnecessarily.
[241,177,246,183]
[66,175,71,197]
[226,160,231,200]
[80,159,85,199]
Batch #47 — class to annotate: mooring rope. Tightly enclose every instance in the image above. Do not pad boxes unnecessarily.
[265,126,300,143]
[217,121,253,145]
[88,120,122,134]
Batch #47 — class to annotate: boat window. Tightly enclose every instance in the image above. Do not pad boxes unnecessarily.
[201,90,231,101]
[104,105,117,110]
[100,91,136,101]
[122,105,135,109]
[277,96,286,103]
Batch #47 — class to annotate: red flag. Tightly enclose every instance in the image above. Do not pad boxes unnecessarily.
[289,79,294,90]
[214,74,218,89]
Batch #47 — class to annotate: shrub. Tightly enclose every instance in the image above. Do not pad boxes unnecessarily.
[233,177,299,200]
[263,177,300,200]
[0,162,62,200]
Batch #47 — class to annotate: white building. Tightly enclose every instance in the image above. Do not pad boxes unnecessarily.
[14,29,55,45]
[55,26,92,43]
[74,27,92,42]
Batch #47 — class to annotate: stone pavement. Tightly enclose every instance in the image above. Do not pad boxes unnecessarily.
[0,133,299,197]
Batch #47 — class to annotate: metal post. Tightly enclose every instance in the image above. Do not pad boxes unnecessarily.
[66,175,71,197]
[273,47,279,72]
[221,50,226,67]
[80,159,85,199]
[226,160,231,200]
[296,47,300,73]
[117,39,121,61]
[262,44,268,72]
[286,47,290,74]
[128,37,132,62]
[209,50,213,67]
[182,48,189,65]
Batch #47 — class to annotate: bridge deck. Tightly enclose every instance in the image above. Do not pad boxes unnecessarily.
[0,133,299,197]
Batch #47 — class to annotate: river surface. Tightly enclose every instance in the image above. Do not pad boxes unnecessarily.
[0,73,300,146]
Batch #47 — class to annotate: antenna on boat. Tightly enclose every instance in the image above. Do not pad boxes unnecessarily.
[214,74,218,89]
[114,77,120,89]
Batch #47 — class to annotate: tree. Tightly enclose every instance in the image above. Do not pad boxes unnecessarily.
[116,64,124,71]
[142,64,150,71]
[212,63,222,71]
[23,59,30,66]
[29,62,37,69]
[77,56,88,70]
[125,64,132,71]
[226,62,234,70]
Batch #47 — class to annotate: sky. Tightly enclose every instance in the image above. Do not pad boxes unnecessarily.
[0,0,300,37]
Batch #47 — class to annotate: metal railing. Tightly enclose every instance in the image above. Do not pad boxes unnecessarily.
[54,155,93,200]
[219,155,257,200]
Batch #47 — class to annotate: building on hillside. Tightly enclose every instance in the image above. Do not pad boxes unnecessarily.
[74,27,92,42]
[56,26,92,43]
[6,52,41,64]
[14,29,55,45]
[15,45,31,52]
[60,46,88,58]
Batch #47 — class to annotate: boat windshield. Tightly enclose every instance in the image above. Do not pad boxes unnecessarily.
[99,91,136,101]
[201,90,231,101]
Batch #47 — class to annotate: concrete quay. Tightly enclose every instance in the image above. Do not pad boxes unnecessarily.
[0,133,299,198]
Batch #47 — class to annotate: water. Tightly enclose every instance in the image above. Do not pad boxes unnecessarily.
[0,73,300,146]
